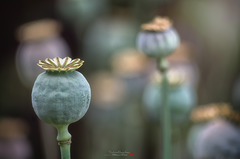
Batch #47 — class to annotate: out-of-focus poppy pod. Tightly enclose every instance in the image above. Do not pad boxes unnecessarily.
[193,119,240,159]
[15,19,71,88]
[137,17,180,59]
[88,71,127,109]
[110,49,154,100]
[187,103,240,159]
[142,70,196,124]
[111,49,153,78]
[56,0,107,26]
[83,16,138,71]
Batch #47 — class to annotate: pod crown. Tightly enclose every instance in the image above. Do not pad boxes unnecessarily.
[38,57,84,72]
[141,16,172,32]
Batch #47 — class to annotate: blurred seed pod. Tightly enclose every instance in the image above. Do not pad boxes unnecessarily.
[56,0,108,26]
[137,16,180,59]
[15,19,71,88]
[88,71,127,109]
[111,48,153,77]
[83,16,138,71]
[142,69,196,124]
[187,103,240,158]
[110,48,155,100]
[189,119,240,159]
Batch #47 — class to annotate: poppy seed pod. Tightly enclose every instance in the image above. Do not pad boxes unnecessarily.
[143,83,196,124]
[192,119,240,159]
[137,17,180,58]
[188,103,240,159]
[31,57,91,142]
[142,71,196,124]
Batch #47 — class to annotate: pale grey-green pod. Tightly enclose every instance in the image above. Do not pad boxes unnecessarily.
[137,27,179,58]
[31,57,91,127]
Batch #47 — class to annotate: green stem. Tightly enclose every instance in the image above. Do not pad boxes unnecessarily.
[159,59,171,159]
[56,125,72,159]
[60,143,71,159]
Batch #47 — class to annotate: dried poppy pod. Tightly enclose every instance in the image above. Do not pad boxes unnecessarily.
[31,57,91,159]
[137,16,180,59]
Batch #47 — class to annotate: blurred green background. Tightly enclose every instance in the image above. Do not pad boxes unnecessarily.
[1,0,240,159]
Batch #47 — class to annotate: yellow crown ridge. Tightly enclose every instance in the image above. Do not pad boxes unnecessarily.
[190,103,240,123]
[141,16,172,32]
[37,57,84,72]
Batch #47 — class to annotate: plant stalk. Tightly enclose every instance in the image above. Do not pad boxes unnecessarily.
[60,143,71,159]
[159,58,171,159]
[56,125,72,159]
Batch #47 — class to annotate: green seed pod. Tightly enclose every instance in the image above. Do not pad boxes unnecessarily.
[142,71,196,124]
[137,17,180,58]
[31,57,91,144]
